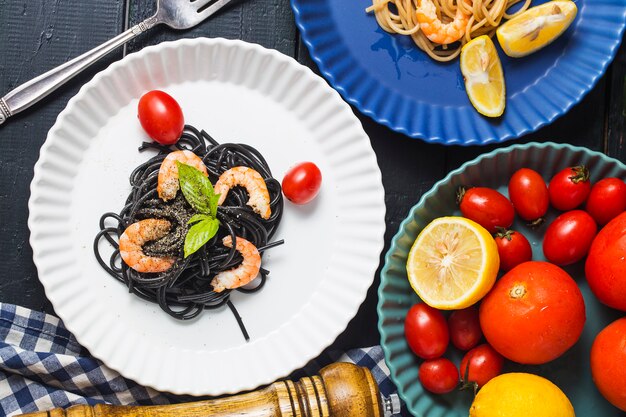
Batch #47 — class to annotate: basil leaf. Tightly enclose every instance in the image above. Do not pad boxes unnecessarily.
[184,218,220,258]
[208,190,220,218]
[188,213,210,225]
[199,172,220,217]
[177,161,219,215]
[177,161,222,257]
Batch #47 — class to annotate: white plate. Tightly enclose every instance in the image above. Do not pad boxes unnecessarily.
[28,38,385,395]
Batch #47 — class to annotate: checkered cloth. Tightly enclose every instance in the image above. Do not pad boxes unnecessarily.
[0,304,406,416]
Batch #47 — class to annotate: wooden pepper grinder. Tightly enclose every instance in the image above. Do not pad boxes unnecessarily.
[17,362,401,417]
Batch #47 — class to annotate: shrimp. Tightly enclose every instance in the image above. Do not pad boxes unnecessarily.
[214,166,271,220]
[416,0,469,45]
[119,219,176,273]
[157,150,208,201]
[211,235,261,293]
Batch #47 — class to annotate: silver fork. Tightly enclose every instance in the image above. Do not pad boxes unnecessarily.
[0,0,232,126]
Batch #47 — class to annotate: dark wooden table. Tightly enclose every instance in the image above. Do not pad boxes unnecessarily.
[1,0,625,376]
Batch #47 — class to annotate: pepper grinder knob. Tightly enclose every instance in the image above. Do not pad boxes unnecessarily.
[382,393,402,417]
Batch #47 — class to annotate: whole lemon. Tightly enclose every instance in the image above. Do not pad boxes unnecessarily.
[469,373,575,417]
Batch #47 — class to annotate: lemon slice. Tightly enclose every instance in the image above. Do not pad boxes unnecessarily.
[497,1,577,58]
[406,216,499,310]
[460,36,505,118]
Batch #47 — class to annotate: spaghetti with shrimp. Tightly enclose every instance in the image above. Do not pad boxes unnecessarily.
[94,125,284,340]
[366,0,531,61]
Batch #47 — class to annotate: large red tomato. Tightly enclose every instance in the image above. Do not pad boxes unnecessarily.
[479,261,586,364]
[591,318,626,411]
[585,211,626,311]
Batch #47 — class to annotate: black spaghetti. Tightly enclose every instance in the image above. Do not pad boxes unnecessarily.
[94,125,284,340]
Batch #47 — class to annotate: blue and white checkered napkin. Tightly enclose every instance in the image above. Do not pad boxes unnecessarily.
[0,303,406,416]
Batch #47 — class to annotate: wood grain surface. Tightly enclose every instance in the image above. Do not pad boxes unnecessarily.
[0,0,125,313]
[0,0,625,356]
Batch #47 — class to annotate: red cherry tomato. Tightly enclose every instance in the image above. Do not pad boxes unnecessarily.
[494,229,533,272]
[508,168,549,223]
[548,165,591,211]
[404,303,449,360]
[448,307,482,351]
[460,344,504,388]
[419,358,459,394]
[585,178,626,226]
[282,162,322,204]
[543,210,597,265]
[457,187,514,233]
[137,90,184,145]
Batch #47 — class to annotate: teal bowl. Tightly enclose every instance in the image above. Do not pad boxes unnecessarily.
[378,142,626,416]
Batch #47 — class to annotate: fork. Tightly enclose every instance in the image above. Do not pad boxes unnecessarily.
[0,0,232,126]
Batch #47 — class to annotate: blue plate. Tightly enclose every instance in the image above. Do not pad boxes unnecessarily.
[291,0,626,145]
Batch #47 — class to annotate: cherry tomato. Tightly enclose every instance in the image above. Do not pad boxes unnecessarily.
[543,210,597,266]
[448,307,482,351]
[404,303,449,360]
[137,90,184,145]
[494,228,532,272]
[460,344,504,388]
[508,168,549,223]
[282,162,322,204]
[419,358,459,394]
[548,165,591,211]
[457,187,514,233]
[585,177,626,226]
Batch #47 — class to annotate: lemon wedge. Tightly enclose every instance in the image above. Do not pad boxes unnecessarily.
[406,216,499,310]
[497,1,577,58]
[460,36,505,118]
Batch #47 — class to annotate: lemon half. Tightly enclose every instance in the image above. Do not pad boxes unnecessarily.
[406,216,499,310]
[497,1,578,58]
[460,36,505,118]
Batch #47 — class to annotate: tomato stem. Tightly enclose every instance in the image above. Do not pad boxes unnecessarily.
[527,217,545,228]
[509,283,527,299]
[494,227,514,240]
[456,186,467,205]
[460,350,479,396]
[569,165,590,184]
[460,380,479,396]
